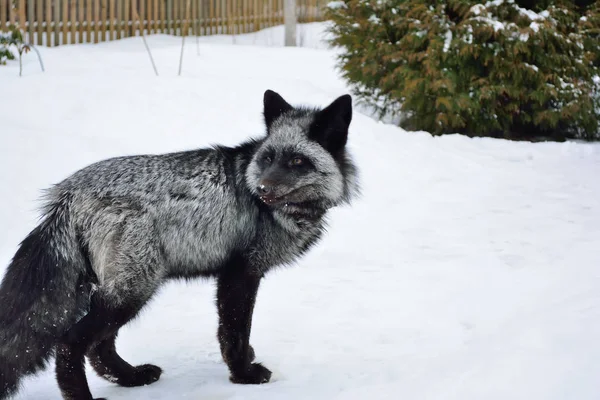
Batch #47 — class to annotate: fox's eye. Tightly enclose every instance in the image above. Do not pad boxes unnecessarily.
[263,155,273,164]
[289,157,304,166]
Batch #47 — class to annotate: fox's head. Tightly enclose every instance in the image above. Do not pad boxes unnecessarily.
[246,90,359,215]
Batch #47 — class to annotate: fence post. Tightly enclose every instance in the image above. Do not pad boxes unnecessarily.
[283,0,295,46]
[27,0,34,44]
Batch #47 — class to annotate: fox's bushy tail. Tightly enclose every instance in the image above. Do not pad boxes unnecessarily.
[0,195,95,399]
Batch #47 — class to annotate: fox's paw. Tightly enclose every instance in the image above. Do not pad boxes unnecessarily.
[118,364,163,387]
[132,364,163,386]
[230,363,272,384]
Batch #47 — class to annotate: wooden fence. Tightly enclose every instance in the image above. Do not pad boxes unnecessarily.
[1,0,325,47]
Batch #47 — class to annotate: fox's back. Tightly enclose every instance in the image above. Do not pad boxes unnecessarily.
[58,149,226,200]
[48,148,258,279]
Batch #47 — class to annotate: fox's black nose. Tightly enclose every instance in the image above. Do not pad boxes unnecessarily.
[257,184,273,195]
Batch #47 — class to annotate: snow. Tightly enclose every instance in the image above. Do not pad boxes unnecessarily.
[472,16,506,32]
[530,21,541,32]
[327,1,346,10]
[443,29,453,52]
[368,14,380,24]
[2,22,600,400]
[470,4,486,16]
[524,62,539,72]
[484,0,508,7]
[516,5,548,22]
[464,24,474,44]
[470,1,550,36]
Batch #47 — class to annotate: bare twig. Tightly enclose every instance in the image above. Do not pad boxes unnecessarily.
[195,2,200,56]
[132,8,159,76]
[178,34,186,76]
[28,44,45,72]
[179,0,191,76]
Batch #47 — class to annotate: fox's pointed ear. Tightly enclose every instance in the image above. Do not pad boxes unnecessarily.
[263,90,293,131]
[309,94,353,155]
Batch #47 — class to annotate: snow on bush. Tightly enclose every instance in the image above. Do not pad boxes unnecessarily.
[0,31,16,65]
[325,0,600,141]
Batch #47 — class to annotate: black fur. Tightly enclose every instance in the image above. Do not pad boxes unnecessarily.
[0,201,94,398]
[263,90,294,131]
[216,253,271,384]
[88,334,162,388]
[55,295,154,399]
[308,94,352,157]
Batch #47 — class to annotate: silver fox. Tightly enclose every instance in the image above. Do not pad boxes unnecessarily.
[0,90,359,400]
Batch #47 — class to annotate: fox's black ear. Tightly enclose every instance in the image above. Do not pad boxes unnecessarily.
[263,90,293,131]
[309,94,353,155]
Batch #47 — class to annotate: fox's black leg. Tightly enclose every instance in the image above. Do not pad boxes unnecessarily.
[55,341,98,400]
[56,296,156,400]
[87,332,162,387]
[216,261,271,384]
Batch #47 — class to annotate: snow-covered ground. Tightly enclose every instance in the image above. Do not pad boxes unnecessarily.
[1,22,600,400]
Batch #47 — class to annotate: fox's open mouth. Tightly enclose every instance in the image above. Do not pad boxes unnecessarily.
[260,192,327,219]
[260,195,278,204]
[259,194,291,205]
[259,188,304,206]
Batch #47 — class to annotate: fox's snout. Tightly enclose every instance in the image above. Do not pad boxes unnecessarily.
[257,179,290,202]
[256,174,298,205]
[257,180,276,196]
[256,165,293,198]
